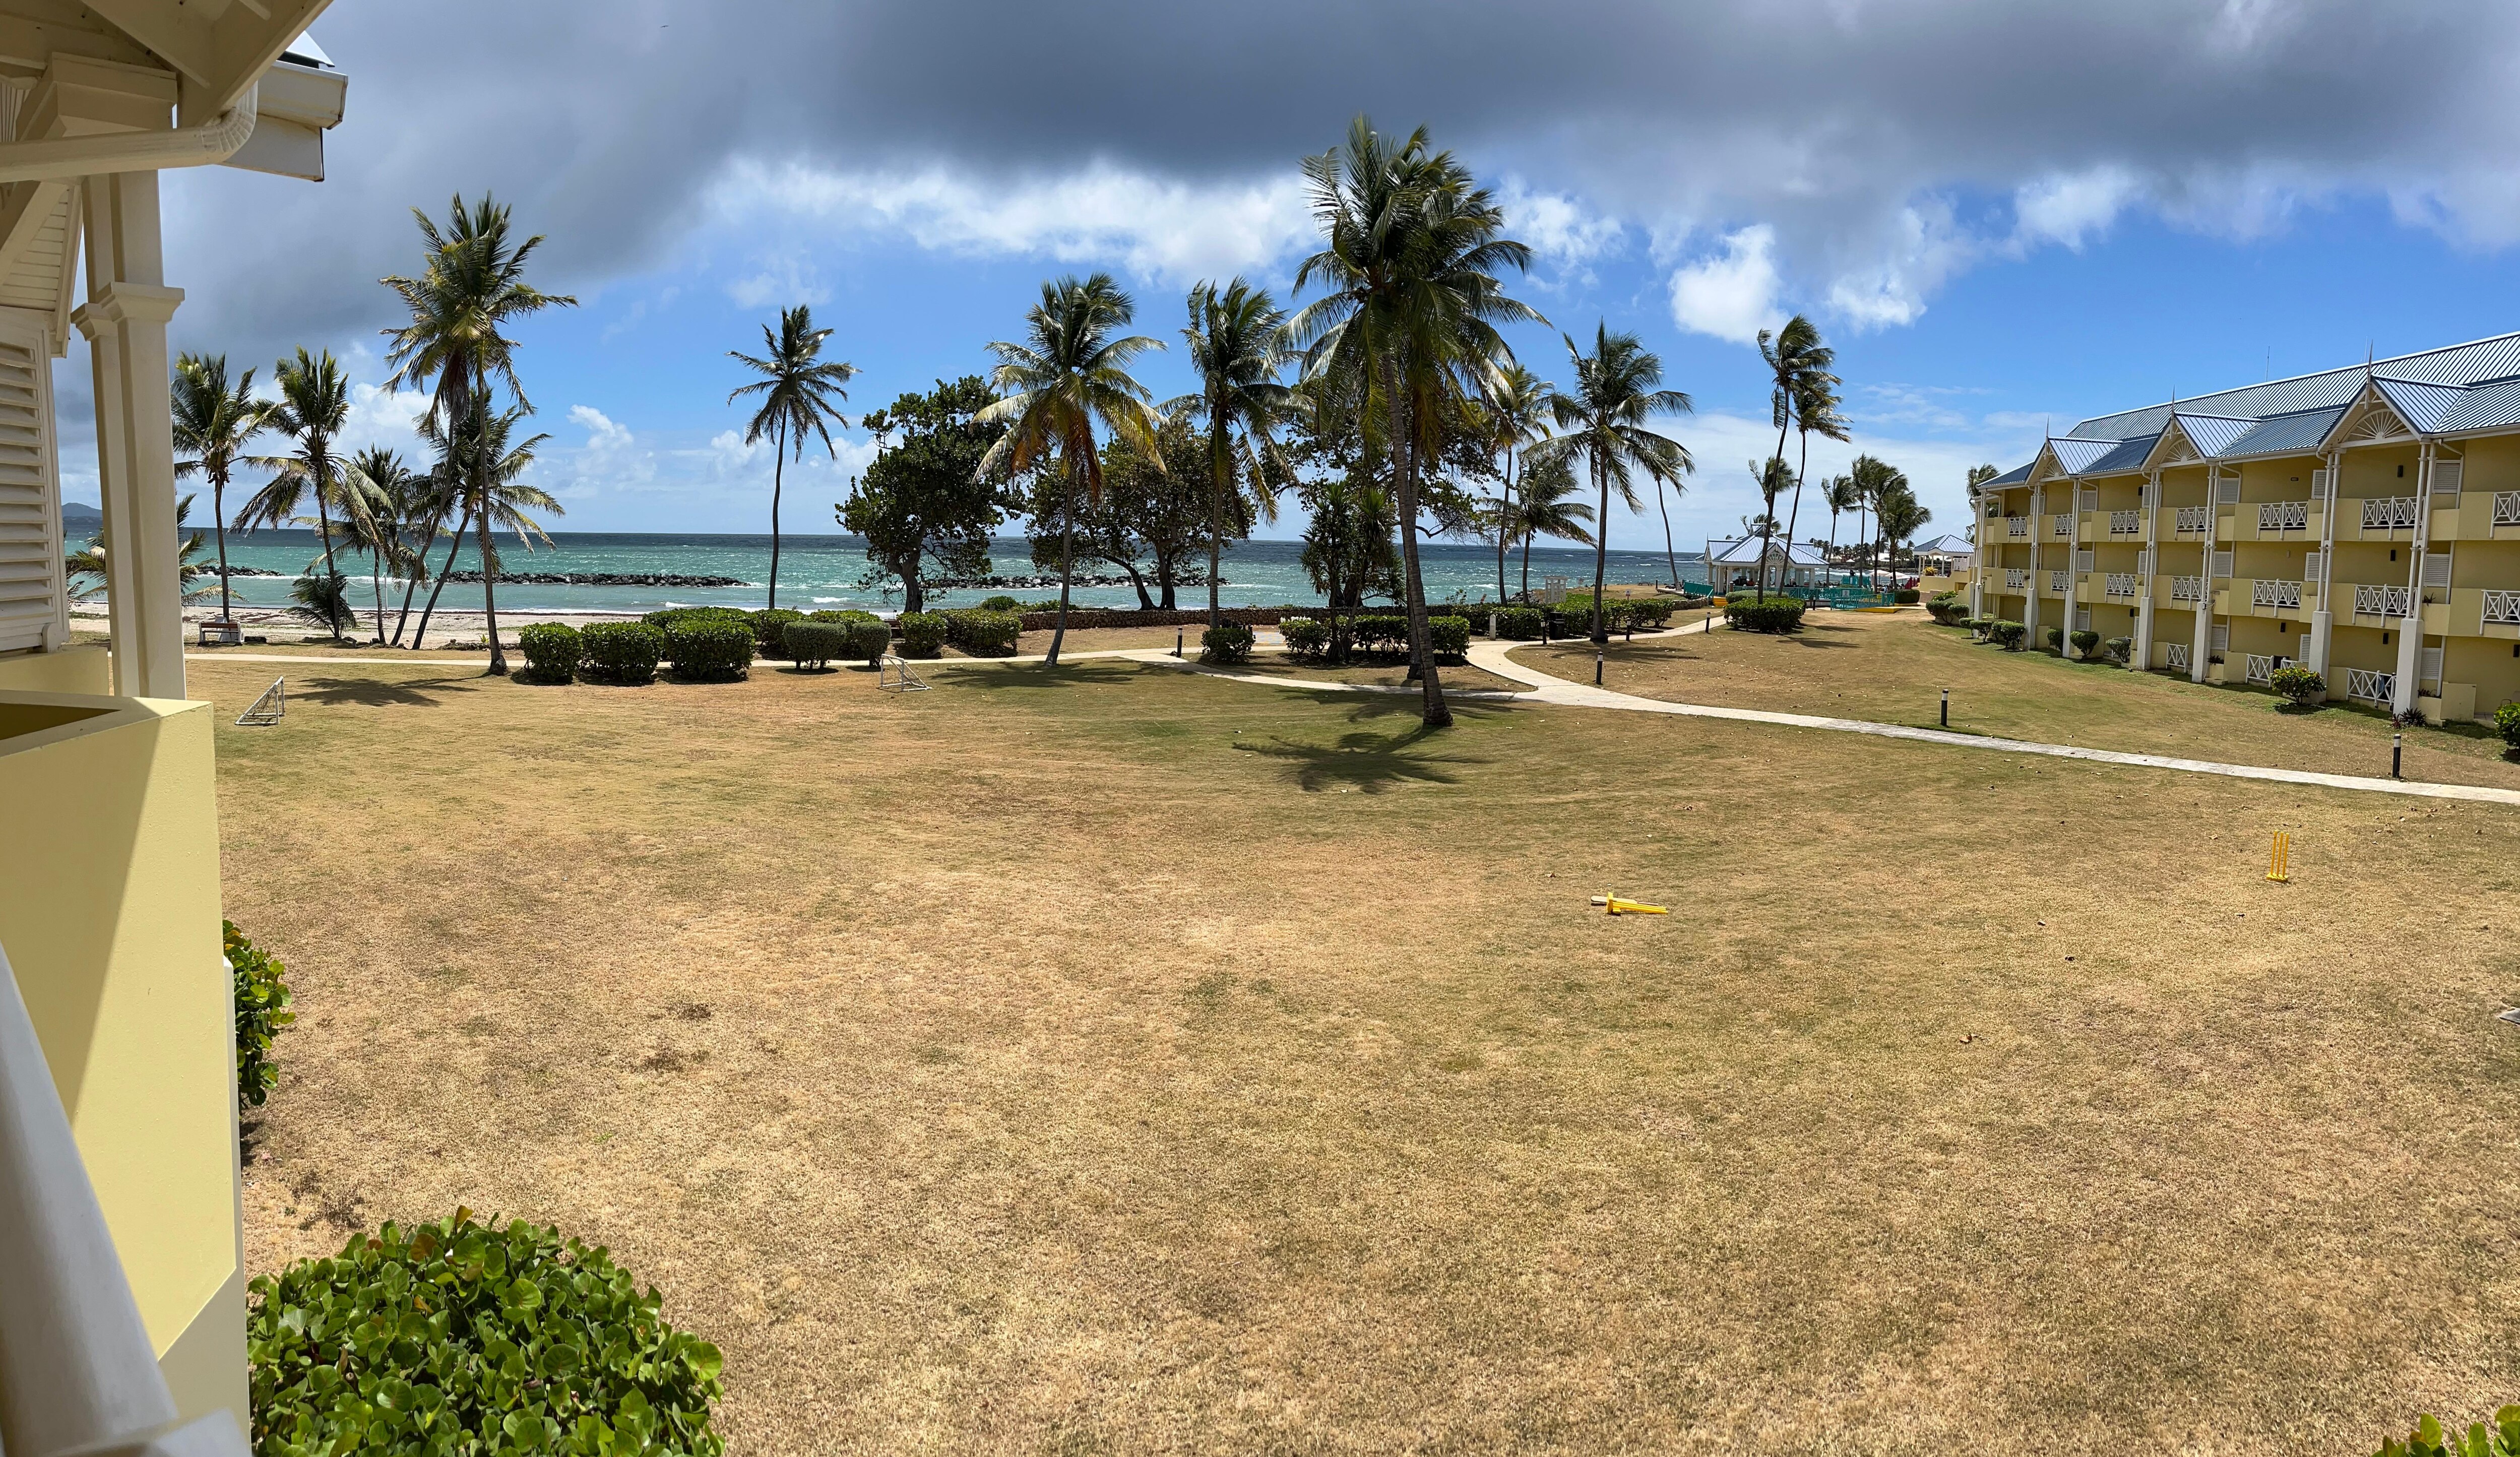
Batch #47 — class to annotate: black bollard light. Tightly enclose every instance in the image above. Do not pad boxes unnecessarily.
[2392,732,2403,779]
[1175,627,1184,658]
[1940,687,1949,727]
[1595,651,1605,685]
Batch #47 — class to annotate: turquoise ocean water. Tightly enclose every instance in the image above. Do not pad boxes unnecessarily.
[188,530,1711,615]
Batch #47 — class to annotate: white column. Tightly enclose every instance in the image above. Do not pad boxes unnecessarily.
[2189,465,2217,682]
[2133,470,2158,667]
[2305,451,2337,687]
[2392,442,2433,715]
[72,170,185,701]
[2024,484,2042,639]
[2060,485,2083,652]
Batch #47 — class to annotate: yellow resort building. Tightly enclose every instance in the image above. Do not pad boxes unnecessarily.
[1970,332,2520,722]
[0,3,345,1453]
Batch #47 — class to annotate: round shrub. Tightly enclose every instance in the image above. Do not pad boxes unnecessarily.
[2069,628,2101,657]
[977,594,1024,612]
[1989,619,2027,650]
[248,1211,725,1457]
[2044,625,2063,651]
[783,620,848,670]
[1351,613,1407,654]
[896,611,948,659]
[2103,636,2132,665]
[226,921,292,1108]
[2269,665,2325,704]
[579,622,663,686]
[1280,615,1331,659]
[807,608,880,625]
[1427,614,1471,661]
[664,619,753,682]
[1966,615,1994,636]
[1626,600,1676,630]
[1201,622,1255,664]
[2497,701,2520,749]
[837,619,892,666]
[641,606,748,632]
[1495,606,1545,641]
[516,622,584,684]
[1894,588,1922,605]
[1725,595,1808,634]
[749,608,803,661]
[944,609,1022,657]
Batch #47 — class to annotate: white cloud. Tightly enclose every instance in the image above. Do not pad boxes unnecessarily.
[1666,225,1785,344]
[543,404,657,500]
[2012,166,2141,251]
[726,253,829,310]
[1824,201,1977,331]
[1497,180,1624,278]
[341,382,429,453]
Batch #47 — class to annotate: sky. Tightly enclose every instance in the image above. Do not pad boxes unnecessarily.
[56,0,2520,553]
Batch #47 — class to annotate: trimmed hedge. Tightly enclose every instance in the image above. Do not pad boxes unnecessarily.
[2104,636,2132,665]
[1281,616,1330,659]
[976,594,1025,612]
[807,608,880,625]
[580,622,663,685]
[642,606,749,632]
[1495,606,1545,640]
[2070,628,2101,656]
[1725,596,1808,634]
[247,1211,726,1457]
[517,622,584,684]
[2498,701,2520,748]
[783,620,848,670]
[750,608,803,661]
[1427,615,1470,661]
[2044,625,2063,651]
[1990,619,2027,649]
[665,619,752,682]
[896,612,947,658]
[1894,588,1922,604]
[226,920,293,1108]
[1201,623,1255,664]
[944,609,1022,657]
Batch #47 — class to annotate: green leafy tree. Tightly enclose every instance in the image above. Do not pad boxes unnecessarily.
[977,274,1165,667]
[1525,323,1692,644]
[1033,415,1220,609]
[1298,474,1399,660]
[728,304,857,610]
[1172,279,1294,628]
[235,348,381,636]
[171,353,275,624]
[1754,314,1835,599]
[839,375,1010,614]
[381,193,578,675]
[1508,451,1594,602]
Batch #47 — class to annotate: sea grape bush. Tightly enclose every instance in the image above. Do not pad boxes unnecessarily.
[1426,615,1470,660]
[2070,628,2100,657]
[1495,607,1545,640]
[944,610,1021,657]
[896,612,948,658]
[226,920,293,1108]
[580,623,663,685]
[247,1211,726,1457]
[749,608,802,661]
[1989,619,2027,649]
[2372,1407,2520,1457]
[1280,616,1330,659]
[2270,665,2326,705]
[664,621,752,682]
[516,623,583,684]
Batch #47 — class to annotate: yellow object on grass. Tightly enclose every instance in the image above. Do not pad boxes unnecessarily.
[1589,892,1670,916]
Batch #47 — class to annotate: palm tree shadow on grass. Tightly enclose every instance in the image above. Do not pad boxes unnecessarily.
[1235,721,1486,794]
[940,660,1144,692]
[292,674,483,708]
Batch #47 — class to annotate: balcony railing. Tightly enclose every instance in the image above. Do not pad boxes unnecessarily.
[2049,570,2068,593]
[2052,514,2073,537]
[2246,654,2275,684]
[2170,576,2204,602]
[2109,510,2141,536]
[2165,642,2190,670]
[2174,505,2210,534]
[2251,579,2303,610]
[2362,496,2421,529]
[2496,491,2520,526]
[2005,517,2029,539]
[2484,589,2520,625]
[2346,667,2396,703]
[2004,567,2029,590]
[2354,584,2412,617]
[2257,499,2310,531]
[2105,573,2139,599]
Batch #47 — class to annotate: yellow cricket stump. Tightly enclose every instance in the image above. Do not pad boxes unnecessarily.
[2266,831,2291,882]
[1590,892,1670,916]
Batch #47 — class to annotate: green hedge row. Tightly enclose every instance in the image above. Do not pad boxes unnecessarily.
[1724,596,1808,633]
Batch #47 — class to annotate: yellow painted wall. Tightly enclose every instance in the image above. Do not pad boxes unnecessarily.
[0,689,241,1433]
[0,644,112,695]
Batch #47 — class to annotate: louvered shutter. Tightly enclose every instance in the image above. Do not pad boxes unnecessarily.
[0,322,60,654]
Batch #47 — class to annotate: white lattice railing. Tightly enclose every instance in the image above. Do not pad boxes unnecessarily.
[2165,642,2190,669]
[2257,499,2310,531]
[2174,505,2210,533]
[2105,573,2139,599]
[2496,491,2520,526]
[2483,589,2520,625]
[2251,579,2303,610]
[2171,576,2205,602]
[2109,510,2141,535]
[2354,584,2413,617]
[2049,570,2068,593]
[2362,496,2421,529]
[2246,654,2275,684]
[2346,667,2396,703]
[2004,567,2029,590]
[2006,517,2029,539]
[2052,514,2073,537]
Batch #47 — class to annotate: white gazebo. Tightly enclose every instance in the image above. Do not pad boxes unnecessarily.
[1910,533,1975,575]
[1705,536,1832,593]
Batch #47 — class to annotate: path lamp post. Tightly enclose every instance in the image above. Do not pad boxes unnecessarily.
[1595,650,1604,686]
[1941,688,1949,728]
[2393,733,2403,779]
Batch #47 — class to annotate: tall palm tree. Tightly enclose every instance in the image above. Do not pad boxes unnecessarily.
[1510,454,1595,602]
[1480,362,1554,605]
[406,398,560,651]
[1172,278,1293,630]
[381,193,577,675]
[171,353,274,625]
[728,304,856,610]
[1780,373,1849,593]
[383,452,459,647]
[1287,115,1541,727]
[235,348,377,639]
[1754,315,1834,600]
[1876,483,1931,589]
[1849,454,1907,593]
[1746,457,1796,594]
[342,448,422,644]
[977,274,1165,667]
[1525,324,1692,644]
[1822,472,1860,576]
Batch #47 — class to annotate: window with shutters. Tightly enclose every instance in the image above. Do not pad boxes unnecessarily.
[2077,487,2098,512]
[2421,553,2451,589]
[2310,468,2329,498]
[2216,478,2241,504]
[2212,551,2234,578]
[2432,460,2464,497]
[2074,549,2094,573]
[2212,624,2230,652]
[2420,645,2444,686]
[2076,607,2092,631]
[0,330,62,654]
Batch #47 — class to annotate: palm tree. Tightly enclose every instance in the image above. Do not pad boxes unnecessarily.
[1480,362,1554,606]
[1287,114,1542,728]
[1848,454,1907,593]
[381,193,578,674]
[343,448,422,644]
[1876,484,1931,589]
[234,348,377,639]
[977,274,1165,667]
[1779,375,1849,591]
[1172,278,1293,630]
[1525,324,1692,644]
[1822,472,1859,573]
[171,353,274,625]
[382,452,459,646]
[1753,315,1834,600]
[406,397,561,651]
[66,494,216,602]
[1746,456,1795,594]
[1509,453,1595,602]
[727,304,856,610]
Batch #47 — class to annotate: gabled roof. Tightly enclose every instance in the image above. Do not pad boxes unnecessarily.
[2430,376,2520,435]
[1912,533,1974,556]
[2222,407,2348,457]
[2070,329,2520,440]
[2084,433,2159,475]
[1707,537,1831,567]
[2370,376,2469,434]
[2047,437,2118,474]
[2168,413,2256,457]
[1978,463,2032,489]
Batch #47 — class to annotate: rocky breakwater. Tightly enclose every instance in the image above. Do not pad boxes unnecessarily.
[439,570,748,587]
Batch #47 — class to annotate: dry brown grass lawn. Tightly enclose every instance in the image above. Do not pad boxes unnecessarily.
[197,652,2520,1454]
[1515,610,2520,790]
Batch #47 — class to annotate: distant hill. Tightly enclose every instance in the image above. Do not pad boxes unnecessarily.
[61,501,101,531]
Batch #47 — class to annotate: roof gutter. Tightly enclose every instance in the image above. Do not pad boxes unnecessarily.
[0,84,257,185]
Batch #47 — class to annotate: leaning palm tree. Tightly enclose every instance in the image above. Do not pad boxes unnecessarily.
[381,193,578,674]
[1510,452,1595,602]
[234,348,378,639]
[1822,472,1860,569]
[405,397,561,651]
[1525,323,1692,644]
[1876,483,1931,589]
[382,451,459,646]
[171,353,274,625]
[1171,278,1293,630]
[342,448,422,644]
[1849,454,1907,593]
[1287,115,1542,727]
[727,304,856,610]
[1746,457,1796,594]
[1480,362,1554,605]
[977,274,1165,667]
[1778,373,1849,594]
[1753,315,1833,600]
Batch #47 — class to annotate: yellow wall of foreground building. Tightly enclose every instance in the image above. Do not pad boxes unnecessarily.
[0,644,113,694]
[0,688,243,1435]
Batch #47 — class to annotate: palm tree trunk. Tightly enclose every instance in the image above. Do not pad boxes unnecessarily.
[1783,426,1811,598]
[393,514,443,646]
[1522,531,1533,602]
[1495,447,1514,608]
[315,494,344,637]
[1046,457,1076,668]
[1656,477,1679,589]
[1590,454,1610,646]
[412,508,473,650]
[1387,358,1448,727]
[1208,404,1227,631]
[369,548,387,644]
[212,474,233,623]
[476,505,507,674]
[768,419,785,611]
